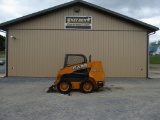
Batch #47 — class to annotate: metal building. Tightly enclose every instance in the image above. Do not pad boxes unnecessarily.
[0,0,159,77]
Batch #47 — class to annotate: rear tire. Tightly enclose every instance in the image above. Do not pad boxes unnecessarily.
[80,80,94,93]
[57,80,71,94]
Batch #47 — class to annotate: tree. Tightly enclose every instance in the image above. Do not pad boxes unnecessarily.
[150,40,160,46]
[150,41,157,46]
[0,35,5,51]
[158,40,160,45]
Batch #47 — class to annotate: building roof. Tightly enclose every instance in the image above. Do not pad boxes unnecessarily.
[149,46,159,52]
[0,0,159,32]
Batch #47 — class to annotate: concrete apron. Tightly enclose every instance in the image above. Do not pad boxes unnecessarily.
[149,71,160,79]
[0,74,5,78]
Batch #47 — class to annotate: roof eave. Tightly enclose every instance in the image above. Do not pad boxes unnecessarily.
[0,0,78,29]
[79,1,159,32]
[0,0,159,32]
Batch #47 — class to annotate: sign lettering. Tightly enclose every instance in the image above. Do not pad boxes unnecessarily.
[65,16,92,29]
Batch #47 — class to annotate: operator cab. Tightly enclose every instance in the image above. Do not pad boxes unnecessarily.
[64,54,87,68]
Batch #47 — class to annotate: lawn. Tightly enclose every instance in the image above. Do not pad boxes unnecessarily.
[150,56,160,64]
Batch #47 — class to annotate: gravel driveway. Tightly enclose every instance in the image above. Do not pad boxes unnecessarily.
[0,77,160,120]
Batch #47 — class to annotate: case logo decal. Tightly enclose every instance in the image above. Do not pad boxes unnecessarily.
[73,64,87,70]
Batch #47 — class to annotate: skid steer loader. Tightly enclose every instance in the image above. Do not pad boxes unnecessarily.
[47,54,105,94]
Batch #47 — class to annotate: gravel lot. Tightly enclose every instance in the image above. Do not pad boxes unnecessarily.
[0,77,160,120]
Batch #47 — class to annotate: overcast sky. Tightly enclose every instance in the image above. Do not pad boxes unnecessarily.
[0,0,159,42]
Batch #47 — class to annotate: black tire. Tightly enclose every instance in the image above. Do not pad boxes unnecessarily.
[80,80,94,93]
[57,80,72,94]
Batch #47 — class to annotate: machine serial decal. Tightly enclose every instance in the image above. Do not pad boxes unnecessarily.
[73,64,87,70]
[92,69,102,72]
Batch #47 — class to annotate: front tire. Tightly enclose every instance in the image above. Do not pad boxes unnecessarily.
[80,80,94,93]
[57,80,71,94]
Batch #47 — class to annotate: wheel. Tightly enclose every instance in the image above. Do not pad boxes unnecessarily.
[80,80,94,93]
[57,80,72,94]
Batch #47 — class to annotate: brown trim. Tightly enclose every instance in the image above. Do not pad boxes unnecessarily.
[7,28,148,32]
[5,30,8,77]
[147,33,149,78]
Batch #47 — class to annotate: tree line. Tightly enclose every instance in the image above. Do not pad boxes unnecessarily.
[150,40,160,46]
[0,35,5,51]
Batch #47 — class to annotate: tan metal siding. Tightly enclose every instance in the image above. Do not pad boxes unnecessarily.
[9,5,146,31]
[8,30,147,77]
[7,4,148,77]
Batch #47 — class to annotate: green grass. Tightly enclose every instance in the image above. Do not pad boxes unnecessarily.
[150,56,160,64]
[0,51,5,54]
[0,51,5,58]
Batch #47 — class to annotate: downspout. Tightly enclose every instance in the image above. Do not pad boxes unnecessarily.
[147,31,156,78]
[6,30,8,77]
